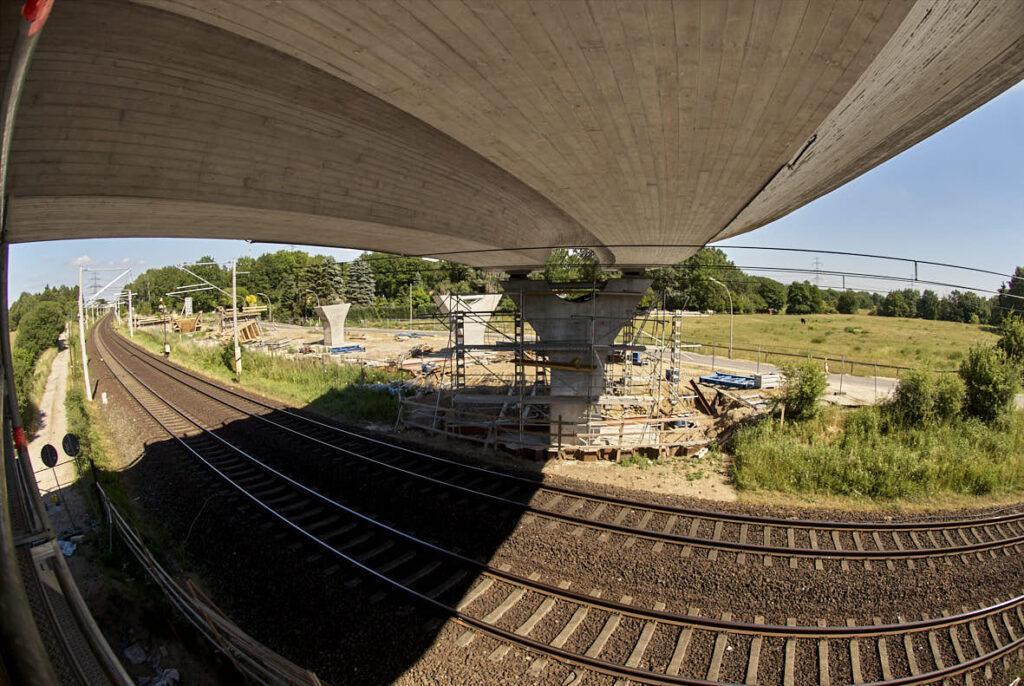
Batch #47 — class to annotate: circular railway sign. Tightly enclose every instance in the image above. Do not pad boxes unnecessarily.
[62,433,81,457]
[40,444,59,469]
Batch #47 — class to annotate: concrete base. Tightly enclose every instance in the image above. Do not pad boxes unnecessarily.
[315,303,351,347]
[502,277,652,446]
[433,293,502,346]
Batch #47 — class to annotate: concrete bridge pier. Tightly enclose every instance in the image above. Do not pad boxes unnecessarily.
[433,293,503,346]
[502,277,652,447]
[315,303,352,347]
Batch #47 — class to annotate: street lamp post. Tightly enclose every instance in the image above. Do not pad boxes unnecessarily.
[256,292,272,325]
[709,277,733,359]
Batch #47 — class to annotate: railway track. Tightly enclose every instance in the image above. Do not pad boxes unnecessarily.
[98,321,1024,570]
[94,321,1024,685]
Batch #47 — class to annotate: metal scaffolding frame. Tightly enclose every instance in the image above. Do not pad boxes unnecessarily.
[400,287,708,459]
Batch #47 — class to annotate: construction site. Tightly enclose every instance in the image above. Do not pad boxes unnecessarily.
[122,282,781,462]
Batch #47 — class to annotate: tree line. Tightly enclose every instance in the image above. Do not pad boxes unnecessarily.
[63,246,1024,327]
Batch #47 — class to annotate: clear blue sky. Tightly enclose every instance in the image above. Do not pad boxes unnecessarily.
[9,81,1022,303]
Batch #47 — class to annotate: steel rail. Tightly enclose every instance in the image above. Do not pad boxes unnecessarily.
[95,323,1024,641]
[103,322,1023,531]
[101,334,1024,559]
[100,324,1024,563]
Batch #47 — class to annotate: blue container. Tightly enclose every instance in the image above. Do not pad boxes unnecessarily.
[665,368,680,382]
[631,351,642,365]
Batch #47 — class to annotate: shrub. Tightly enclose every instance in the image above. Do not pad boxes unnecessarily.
[887,370,964,426]
[959,345,1020,422]
[933,374,965,420]
[778,361,827,420]
[997,315,1024,373]
[887,369,935,426]
[14,301,65,361]
[220,342,250,373]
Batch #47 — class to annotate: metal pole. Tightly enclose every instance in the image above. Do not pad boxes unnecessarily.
[128,291,134,338]
[409,282,413,328]
[256,292,272,324]
[232,259,241,379]
[839,354,845,395]
[709,277,733,359]
[78,268,93,402]
[756,343,761,374]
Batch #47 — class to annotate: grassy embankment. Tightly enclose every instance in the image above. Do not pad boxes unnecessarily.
[731,404,1024,508]
[121,327,407,423]
[23,346,59,435]
[647,312,997,377]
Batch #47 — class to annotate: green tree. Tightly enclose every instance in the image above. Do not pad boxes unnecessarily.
[778,361,827,420]
[940,290,986,324]
[785,281,824,315]
[959,345,1020,422]
[836,291,859,314]
[344,260,377,306]
[917,289,940,320]
[15,301,66,360]
[755,278,787,312]
[300,256,344,304]
[879,289,920,318]
[996,315,1024,375]
[992,266,1024,324]
[541,248,604,284]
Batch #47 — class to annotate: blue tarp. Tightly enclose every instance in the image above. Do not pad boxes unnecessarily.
[698,371,756,389]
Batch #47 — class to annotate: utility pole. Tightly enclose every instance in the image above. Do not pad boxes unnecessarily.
[232,258,241,379]
[77,267,93,401]
[409,282,413,327]
[128,290,134,338]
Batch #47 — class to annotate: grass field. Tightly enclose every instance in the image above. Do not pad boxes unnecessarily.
[649,312,997,376]
[122,327,407,424]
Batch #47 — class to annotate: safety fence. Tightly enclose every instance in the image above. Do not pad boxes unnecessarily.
[676,339,958,379]
[95,484,322,686]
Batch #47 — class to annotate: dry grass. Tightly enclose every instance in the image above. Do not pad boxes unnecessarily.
[650,312,997,377]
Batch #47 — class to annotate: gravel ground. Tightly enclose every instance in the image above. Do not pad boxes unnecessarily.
[85,324,1023,684]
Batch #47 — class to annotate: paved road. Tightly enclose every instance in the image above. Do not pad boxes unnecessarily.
[671,349,1024,409]
[27,335,84,535]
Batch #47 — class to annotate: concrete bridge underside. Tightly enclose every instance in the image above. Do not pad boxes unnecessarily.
[1,0,1022,269]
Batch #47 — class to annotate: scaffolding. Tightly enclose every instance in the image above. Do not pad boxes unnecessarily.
[399,286,711,460]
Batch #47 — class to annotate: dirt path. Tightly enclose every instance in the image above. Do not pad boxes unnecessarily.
[26,334,84,536]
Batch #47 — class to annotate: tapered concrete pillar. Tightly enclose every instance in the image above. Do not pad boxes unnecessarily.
[315,303,351,347]
[432,293,502,345]
[503,277,651,446]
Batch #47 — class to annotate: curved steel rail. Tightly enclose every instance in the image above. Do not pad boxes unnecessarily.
[101,321,1024,563]
[95,321,1024,686]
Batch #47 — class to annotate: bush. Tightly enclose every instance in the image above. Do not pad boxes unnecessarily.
[887,370,964,426]
[997,315,1024,372]
[959,345,1020,422]
[778,361,827,420]
[933,374,965,420]
[220,342,250,373]
[887,369,934,426]
[14,301,65,360]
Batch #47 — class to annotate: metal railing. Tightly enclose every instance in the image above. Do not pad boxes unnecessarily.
[95,483,323,686]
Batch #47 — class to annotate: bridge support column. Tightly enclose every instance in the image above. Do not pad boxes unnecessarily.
[502,277,651,448]
[315,304,351,347]
[433,293,502,346]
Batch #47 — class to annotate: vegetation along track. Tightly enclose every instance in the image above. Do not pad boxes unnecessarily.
[99,320,1024,570]
[94,320,1024,684]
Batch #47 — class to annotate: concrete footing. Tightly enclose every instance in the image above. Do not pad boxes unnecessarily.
[502,277,652,445]
[315,303,351,347]
[433,293,502,345]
